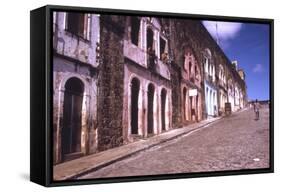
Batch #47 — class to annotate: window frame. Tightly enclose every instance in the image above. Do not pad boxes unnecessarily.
[65,12,91,41]
[130,17,141,46]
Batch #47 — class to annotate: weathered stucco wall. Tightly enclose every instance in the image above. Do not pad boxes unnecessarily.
[123,60,172,142]
[52,56,99,164]
[53,12,100,67]
[53,12,100,164]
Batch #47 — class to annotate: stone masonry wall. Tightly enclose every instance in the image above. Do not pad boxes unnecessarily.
[97,15,126,151]
[170,64,182,128]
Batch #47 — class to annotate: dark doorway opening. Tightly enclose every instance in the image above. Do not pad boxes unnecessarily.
[161,89,167,131]
[62,77,84,161]
[147,83,155,135]
[131,78,140,134]
[196,94,199,121]
[190,96,193,120]
[183,87,187,120]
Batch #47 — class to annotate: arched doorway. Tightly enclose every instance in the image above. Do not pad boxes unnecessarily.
[161,88,167,131]
[62,77,84,161]
[131,78,140,134]
[147,83,155,135]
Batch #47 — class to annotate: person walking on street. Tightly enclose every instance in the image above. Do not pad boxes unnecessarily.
[253,99,260,120]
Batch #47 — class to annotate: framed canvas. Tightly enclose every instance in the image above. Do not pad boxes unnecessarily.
[30,5,274,187]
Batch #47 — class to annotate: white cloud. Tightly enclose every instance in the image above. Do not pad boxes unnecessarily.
[202,21,243,48]
[253,64,263,73]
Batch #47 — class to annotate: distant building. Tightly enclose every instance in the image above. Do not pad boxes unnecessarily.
[203,48,218,118]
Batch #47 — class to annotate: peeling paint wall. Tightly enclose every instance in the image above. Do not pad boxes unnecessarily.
[53,12,100,67]
[53,12,99,164]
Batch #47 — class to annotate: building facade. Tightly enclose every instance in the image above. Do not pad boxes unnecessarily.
[52,12,100,164]
[122,17,172,143]
[203,48,218,118]
[53,12,247,164]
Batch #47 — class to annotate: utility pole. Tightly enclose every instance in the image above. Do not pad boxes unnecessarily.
[216,22,220,45]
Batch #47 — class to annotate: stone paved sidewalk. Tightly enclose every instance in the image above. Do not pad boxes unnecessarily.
[53,116,224,180]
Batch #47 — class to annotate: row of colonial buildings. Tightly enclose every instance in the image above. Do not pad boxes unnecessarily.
[52,12,247,164]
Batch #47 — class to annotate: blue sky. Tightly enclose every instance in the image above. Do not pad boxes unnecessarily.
[202,21,270,101]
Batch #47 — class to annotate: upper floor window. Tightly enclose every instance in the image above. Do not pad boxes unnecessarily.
[131,17,140,46]
[203,48,215,82]
[189,61,192,74]
[204,57,208,72]
[66,12,91,40]
[147,27,154,51]
[160,36,167,55]
[228,79,234,93]
[219,65,226,83]
[145,18,169,66]
[204,48,211,71]
[194,64,201,84]
[53,12,57,25]
[195,65,199,77]
[53,12,57,33]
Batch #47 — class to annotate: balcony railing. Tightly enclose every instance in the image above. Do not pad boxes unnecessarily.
[147,51,170,80]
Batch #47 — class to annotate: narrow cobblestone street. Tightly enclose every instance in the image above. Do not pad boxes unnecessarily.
[79,106,270,179]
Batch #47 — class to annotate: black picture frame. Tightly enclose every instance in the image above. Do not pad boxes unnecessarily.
[30,4,274,187]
